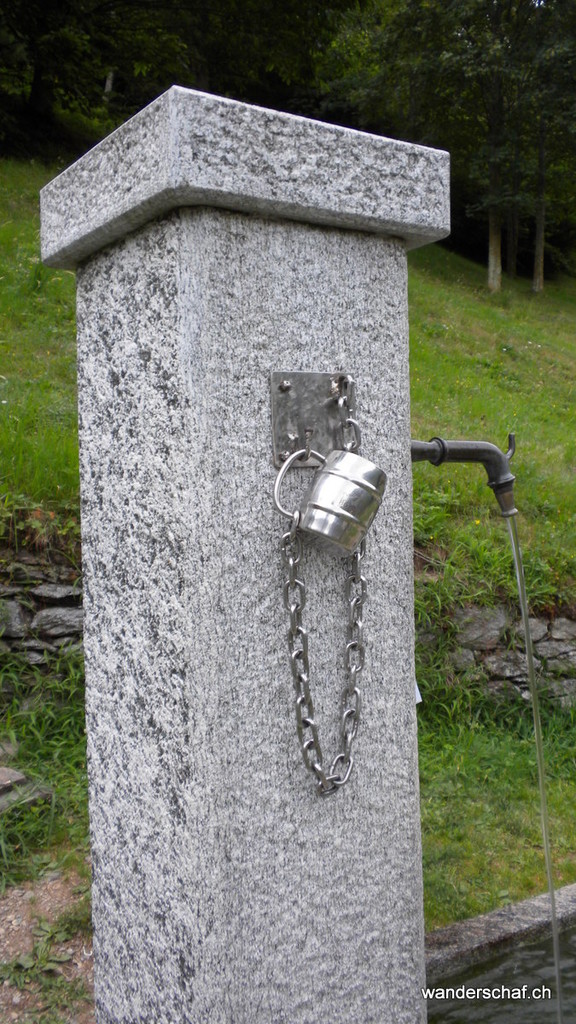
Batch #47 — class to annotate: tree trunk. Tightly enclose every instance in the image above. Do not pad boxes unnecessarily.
[533,202,545,293]
[506,204,519,278]
[103,71,115,103]
[488,206,502,292]
[487,134,502,292]
[506,144,521,278]
[532,119,546,294]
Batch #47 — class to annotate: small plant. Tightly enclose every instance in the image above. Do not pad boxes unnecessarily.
[0,907,92,1020]
[0,493,81,560]
[1,919,74,988]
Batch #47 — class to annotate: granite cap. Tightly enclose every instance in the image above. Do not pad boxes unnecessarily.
[41,86,450,269]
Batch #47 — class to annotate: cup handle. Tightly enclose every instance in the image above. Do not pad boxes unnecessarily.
[273,448,326,520]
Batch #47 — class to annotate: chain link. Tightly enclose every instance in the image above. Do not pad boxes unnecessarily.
[281,528,368,795]
[337,373,362,453]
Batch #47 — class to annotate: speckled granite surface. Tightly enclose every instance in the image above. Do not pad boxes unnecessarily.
[75,209,424,1023]
[41,92,451,1024]
[40,86,449,269]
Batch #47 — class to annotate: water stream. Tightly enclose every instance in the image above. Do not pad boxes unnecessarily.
[506,515,564,1024]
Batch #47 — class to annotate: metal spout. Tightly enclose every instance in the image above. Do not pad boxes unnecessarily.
[410,434,518,517]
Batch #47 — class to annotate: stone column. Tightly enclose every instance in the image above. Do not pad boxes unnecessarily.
[41,87,449,1024]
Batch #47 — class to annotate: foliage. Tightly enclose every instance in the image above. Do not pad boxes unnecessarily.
[317,0,576,288]
[0,0,355,156]
[0,495,81,562]
[2,0,576,281]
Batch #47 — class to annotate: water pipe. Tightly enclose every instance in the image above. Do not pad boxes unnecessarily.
[410,434,518,517]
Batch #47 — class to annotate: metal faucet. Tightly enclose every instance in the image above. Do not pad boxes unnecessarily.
[410,434,518,517]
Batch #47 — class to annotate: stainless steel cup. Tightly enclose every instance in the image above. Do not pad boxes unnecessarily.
[273,447,386,555]
[299,450,386,554]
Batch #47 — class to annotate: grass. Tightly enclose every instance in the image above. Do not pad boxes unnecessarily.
[0,652,89,892]
[409,244,576,616]
[0,159,78,516]
[407,245,576,927]
[0,159,575,938]
[417,651,576,928]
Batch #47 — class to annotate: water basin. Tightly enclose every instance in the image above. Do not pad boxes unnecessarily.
[426,926,576,1021]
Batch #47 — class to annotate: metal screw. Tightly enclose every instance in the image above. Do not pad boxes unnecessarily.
[279,380,292,392]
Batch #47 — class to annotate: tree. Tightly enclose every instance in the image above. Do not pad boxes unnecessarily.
[0,1,187,120]
[0,0,356,153]
[526,1,576,291]
[317,0,576,291]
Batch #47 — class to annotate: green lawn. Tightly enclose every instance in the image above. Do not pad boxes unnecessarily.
[408,245,576,926]
[409,244,576,614]
[0,159,78,514]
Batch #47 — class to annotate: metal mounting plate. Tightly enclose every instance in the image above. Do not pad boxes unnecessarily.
[270,371,349,468]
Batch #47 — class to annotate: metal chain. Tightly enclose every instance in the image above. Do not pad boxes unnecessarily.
[281,528,367,795]
[337,373,362,453]
[278,374,368,794]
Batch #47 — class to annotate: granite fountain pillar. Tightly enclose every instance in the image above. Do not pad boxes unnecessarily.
[40,87,450,1023]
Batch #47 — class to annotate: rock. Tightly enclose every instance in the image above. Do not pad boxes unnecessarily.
[545,678,576,708]
[0,766,27,793]
[0,739,18,763]
[514,617,549,644]
[0,777,52,815]
[449,648,476,672]
[550,618,576,641]
[31,583,81,603]
[485,679,523,700]
[535,640,576,663]
[9,561,46,583]
[416,630,437,647]
[0,600,30,639]
[483,649,535,681]
[453,605,510,651]
[24,650,49,666]
[0,678,15,699]
[31,607,84,638]
[22,639,58,652]
[547,660,576,677]
[540,653,576,677]
[52,637,83,654]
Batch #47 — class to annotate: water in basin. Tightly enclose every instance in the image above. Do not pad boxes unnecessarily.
[426,925,576,1022]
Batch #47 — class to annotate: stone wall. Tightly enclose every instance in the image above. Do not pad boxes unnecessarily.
[0,550,82,666]
[449,604,576,707]
[1,554,575,711]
